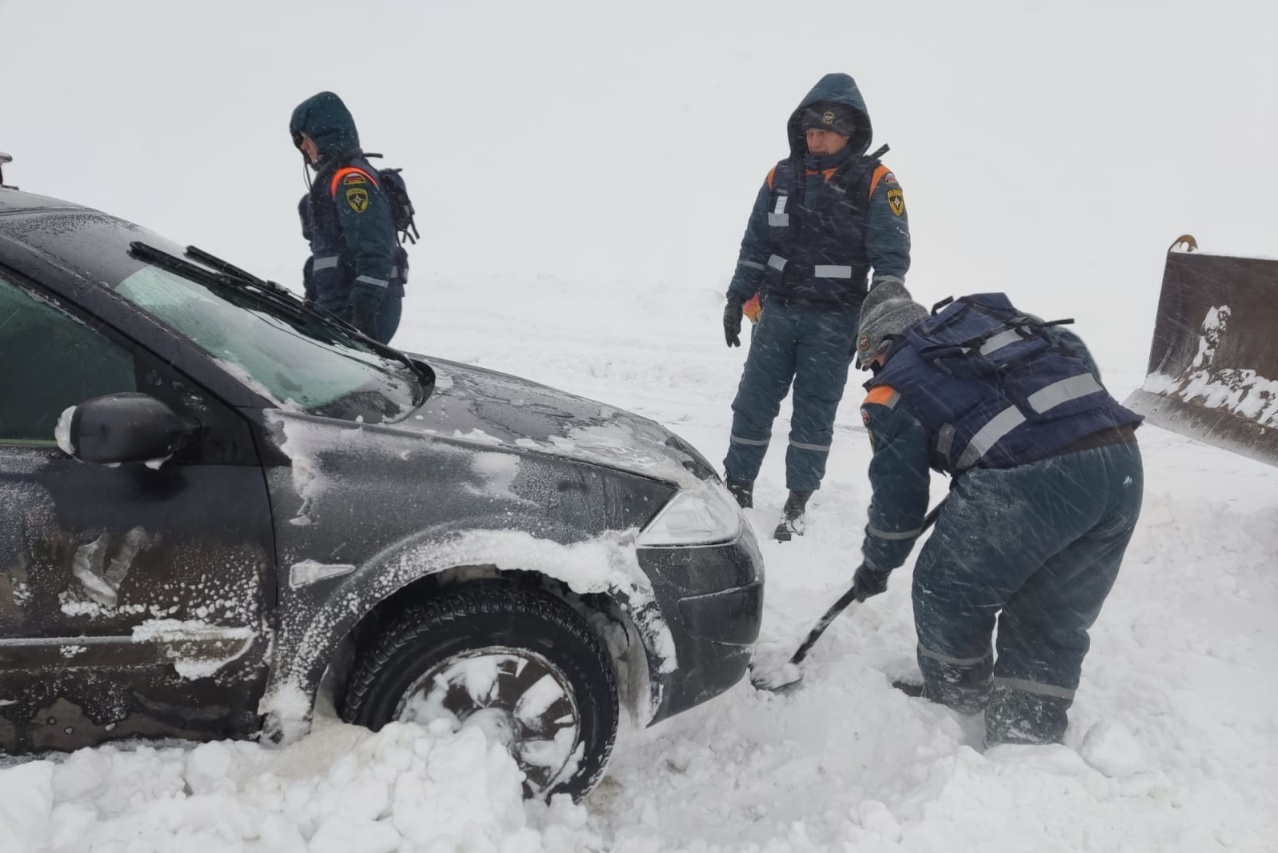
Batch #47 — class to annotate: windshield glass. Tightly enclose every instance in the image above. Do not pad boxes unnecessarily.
[115,264,419,422]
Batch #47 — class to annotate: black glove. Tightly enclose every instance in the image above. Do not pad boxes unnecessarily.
[351,304,378,339]
[723,295,744,348]
[851,563,890,602]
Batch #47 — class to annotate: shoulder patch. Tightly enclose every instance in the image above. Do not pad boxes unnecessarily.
[343,172,367,186]
[886,188,905,216]
[345,187,369,213]
[766,166,777,191]
[863,385,900,407]
[883,171,897,185]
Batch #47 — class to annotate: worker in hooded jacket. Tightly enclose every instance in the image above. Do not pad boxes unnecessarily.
[721,72,911,542]
[291,91,403,343]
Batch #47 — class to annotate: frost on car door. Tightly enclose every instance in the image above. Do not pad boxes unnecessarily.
[0,273,274,752]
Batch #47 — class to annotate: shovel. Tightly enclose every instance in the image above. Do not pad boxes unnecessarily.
[749,499,946,692]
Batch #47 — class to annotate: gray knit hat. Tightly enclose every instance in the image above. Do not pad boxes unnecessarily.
[856,281,929,369]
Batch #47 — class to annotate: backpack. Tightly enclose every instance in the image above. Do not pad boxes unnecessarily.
[362,154,420,245]
[905,293,1075,382]
[376,167,420,245]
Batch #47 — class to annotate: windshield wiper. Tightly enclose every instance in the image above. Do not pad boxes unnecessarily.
[127,242,434,406]
[129,241,327,329]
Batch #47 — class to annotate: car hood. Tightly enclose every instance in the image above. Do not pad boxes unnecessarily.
[394,356,713,488]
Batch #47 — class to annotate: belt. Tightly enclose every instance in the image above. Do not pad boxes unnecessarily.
[765,294,860,310]
[1052,424,1137,458]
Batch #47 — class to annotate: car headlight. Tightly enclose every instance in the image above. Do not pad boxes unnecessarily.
[636,483,743,547]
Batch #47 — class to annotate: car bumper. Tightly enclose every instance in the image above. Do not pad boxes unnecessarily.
[637,522,764,724]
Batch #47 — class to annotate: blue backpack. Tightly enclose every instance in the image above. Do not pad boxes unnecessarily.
[879,293,1122,471]
[906,293,1074,379]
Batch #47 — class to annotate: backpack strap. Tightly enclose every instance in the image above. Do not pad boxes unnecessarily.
[864,143,892,198]
[867,164,891,198]
[329,165,380,197]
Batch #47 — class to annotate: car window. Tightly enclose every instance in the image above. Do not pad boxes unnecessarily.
[0,274,136,445]
[115,264,418,422]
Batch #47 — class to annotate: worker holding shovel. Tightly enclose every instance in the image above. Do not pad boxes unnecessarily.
[757,282,1145,749]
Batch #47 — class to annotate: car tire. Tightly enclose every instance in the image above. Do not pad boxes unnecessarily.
[342,583,619,801]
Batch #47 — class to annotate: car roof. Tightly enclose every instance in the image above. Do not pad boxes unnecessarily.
[0,186,95,216]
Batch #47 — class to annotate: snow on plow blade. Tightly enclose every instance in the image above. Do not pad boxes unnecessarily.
[1124,239,1278,466]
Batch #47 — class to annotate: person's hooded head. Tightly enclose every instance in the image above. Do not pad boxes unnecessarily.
[856,280,929,370]
[289,91,361,167]
[786,73,873,159]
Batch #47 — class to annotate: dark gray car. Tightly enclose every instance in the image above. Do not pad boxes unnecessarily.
[0,186,763,799]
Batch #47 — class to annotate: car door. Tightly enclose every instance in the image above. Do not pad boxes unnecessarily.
[0,270,275,752]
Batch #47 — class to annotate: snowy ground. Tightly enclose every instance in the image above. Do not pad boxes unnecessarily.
[2,272,1276,853]
[4,0,1277,849]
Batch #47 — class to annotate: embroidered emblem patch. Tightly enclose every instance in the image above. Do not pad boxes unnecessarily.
[822,110,835,126]
[883,172,898,185]
[886,188,905,216]
[861,407,871,426]
[343,173,367,186]
[345,187,369,213]
[858,332,871,353]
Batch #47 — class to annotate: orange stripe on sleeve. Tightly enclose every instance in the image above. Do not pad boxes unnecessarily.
[863,385,898,407]
[766,167,777,190]
[867,164,890,199]
[329,166,380,197]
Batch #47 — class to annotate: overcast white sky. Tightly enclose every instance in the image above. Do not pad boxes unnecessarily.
[2,0,1275,373]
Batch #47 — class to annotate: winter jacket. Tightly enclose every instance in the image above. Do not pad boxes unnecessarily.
[290,92,398,324]
[727,73,911,309]
[858,322,1141,571]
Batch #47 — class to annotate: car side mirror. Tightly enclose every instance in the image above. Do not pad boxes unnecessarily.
[58,393,200,466]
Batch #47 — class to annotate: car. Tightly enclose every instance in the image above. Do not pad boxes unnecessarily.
[0,176,764,800]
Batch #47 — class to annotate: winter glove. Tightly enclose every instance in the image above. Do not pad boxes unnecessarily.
[723,294,744,348]
[851,563,890,602]
[351,304,378,339]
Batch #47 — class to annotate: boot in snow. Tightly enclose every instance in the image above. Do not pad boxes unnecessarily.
[725,476,754,509]
[891,679,926,698]
[773,490,812,541]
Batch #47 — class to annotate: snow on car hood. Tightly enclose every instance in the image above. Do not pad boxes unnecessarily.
[397,356,711,487]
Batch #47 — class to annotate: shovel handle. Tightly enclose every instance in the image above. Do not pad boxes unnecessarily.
[787,498,947,667]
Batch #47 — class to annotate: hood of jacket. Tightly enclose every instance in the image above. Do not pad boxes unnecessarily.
[786,73,873,158]
[290,91,361,164]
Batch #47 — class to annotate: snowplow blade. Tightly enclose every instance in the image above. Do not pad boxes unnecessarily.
[1123,241,1278,466]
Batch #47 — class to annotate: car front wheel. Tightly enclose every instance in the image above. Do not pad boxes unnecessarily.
[342,584,620,800]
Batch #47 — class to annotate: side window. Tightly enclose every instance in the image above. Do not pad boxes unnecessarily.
[0,274,135,445]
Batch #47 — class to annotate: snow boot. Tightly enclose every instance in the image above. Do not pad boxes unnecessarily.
[725,476,754,509]
[891,679,926,698]
[773,490,812,541]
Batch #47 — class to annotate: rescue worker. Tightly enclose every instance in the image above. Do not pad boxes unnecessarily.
[290,91,403,344]
[721,72,911,541]
[849,281,1145,747]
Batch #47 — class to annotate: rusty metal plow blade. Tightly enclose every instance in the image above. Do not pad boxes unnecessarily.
[1124,238,1278,466]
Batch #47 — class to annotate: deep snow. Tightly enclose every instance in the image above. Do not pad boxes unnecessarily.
[2,0,1277,850]
[2,269,1275,853]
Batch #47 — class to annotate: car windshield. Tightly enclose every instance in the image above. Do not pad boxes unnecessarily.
[115,262,421,422]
